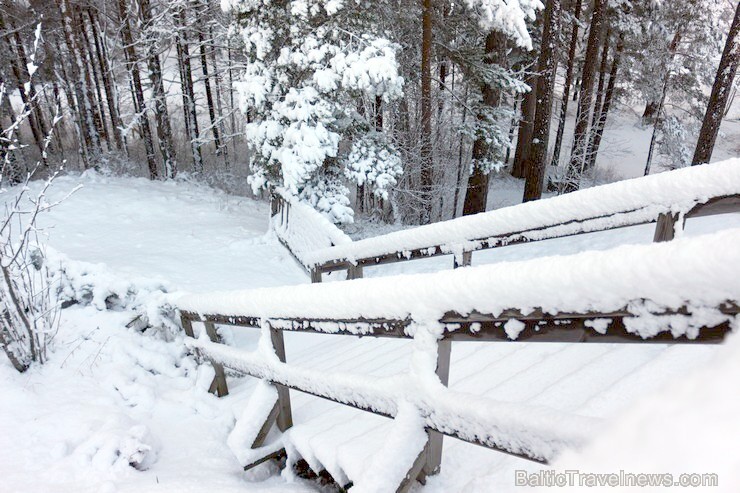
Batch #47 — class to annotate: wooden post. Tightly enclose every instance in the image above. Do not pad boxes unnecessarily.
[270,193,279,217]
[397,444,431,492]
[204,321,229,397]
[401,338,452,491]
[653,212,680,242]
[453,251,472,269]
[269,326,293,431]
[310,268,322,283]
[422,339,452,478]
[181,314,195,337]
[347,264,364,280]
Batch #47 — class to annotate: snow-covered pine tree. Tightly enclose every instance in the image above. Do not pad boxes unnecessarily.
[693,1,740,165]
[619,0,729,171]
[224,0,404,224]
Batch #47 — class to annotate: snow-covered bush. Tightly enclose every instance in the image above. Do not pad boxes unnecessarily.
[225,0,404,223]
[0,63,68,372]
[0,171,66,372]
[657,115,693,170]
[344,133,403,201]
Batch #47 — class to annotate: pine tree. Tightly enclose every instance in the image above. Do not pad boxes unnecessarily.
[563,0,606,192]
[117,0,157,178]
[551,0,582,169]
[522,0,561,202]
[692,2,740,165]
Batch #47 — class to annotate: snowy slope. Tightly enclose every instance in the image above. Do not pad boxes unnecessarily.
[31,171,308,292]
[2,171,739,492]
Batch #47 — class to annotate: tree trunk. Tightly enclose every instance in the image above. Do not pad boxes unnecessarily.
[550,0,582,169]
[453,87,469,218]
[88,8,125,151]
[523,0,561,202]
[139,0,176,178]
[57,0,102,167]
[643,30,682,176]
[55,57,90,167]
[0,12,48,159]
[198,25,222,155]
[463,31,504,215]
[77,10,110,150]
[692,2,740,166]
[584,28,610,170]
[176,7,203,172]
[562,0,606,192]
[585,34,623,170]
[419,0,434,223]
[641,101,659,125]
[504,97,518,165]
[511,70,537,178]
[117,0,157,177]
[209,26,229,166]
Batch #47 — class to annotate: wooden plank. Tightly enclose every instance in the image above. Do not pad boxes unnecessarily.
[243,448,286,471]
[197,347,551,464]
[653,212,679,242]
[685,194,740,218]
[204,321,229,397]
[347,264,363,280]
[397,440,431,493]
[180,304,736,344]
[453,251,472,269]
[441,310,735,344]
[270,326,293,431]
[275,234,310,275]
[251,400,280,448]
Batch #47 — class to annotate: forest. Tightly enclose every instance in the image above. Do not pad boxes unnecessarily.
[1,0,739,225]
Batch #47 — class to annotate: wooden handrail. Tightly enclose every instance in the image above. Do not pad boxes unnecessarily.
[304,163,740,281]
[308,194,740,278]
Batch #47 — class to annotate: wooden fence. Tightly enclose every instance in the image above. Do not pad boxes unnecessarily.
[181,168,740,492]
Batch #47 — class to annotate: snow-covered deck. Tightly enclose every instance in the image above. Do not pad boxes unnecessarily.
[2,170,739,492]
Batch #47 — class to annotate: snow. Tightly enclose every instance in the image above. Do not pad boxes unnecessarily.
[350,402,428,493]
[0,307,316,493]
[227,380,283,466]
[188,329,598,464]
[545,321,740,492]
[2,169,740,492]
[306,158,740,267]
[30,171,307,292]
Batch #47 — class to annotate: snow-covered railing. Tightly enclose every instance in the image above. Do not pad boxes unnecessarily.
[269,188,356,279]
[178,229,740,491]
[305,160,740,280]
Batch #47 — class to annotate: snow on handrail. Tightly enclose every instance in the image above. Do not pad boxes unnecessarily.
[186,335,599,463]
[179,228,740,341]
[270,187,352,269]
[304,159,740,270]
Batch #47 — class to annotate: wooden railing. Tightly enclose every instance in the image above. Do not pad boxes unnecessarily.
[180,265,738,490]
[303,163,740,281]
[180,165,740,491]
[269,188,361,280]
